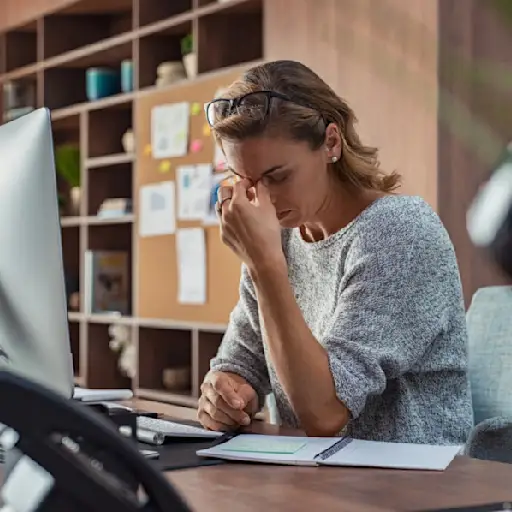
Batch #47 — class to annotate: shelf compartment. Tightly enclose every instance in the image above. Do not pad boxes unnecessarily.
[43,40,132,110]
[86,323,133,388]
[138,327,192,396]
[52,111,80,147]
[193,330,224,397]
[69,321,81,376]
[87,222,133,315]
[4,21,39,72]
[88,105,132,157]
[44,68,87,110]
[2,75,38,123]
[88,221,132,252]
[138,0,192,28]
[138,19,193,89]
[43,1,133,60]
[197,0,262,74]
[87,163,133,216]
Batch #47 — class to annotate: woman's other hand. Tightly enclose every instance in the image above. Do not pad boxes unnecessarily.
[198,371,258,431]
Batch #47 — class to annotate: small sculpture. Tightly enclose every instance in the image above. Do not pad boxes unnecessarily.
[108,323,136,379]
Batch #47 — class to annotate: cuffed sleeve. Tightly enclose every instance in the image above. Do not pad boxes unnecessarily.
[210,265,271,409]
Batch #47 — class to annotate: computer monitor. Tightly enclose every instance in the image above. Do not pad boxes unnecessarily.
[0,108,74,398]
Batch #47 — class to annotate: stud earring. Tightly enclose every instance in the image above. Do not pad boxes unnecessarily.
[331,156,338,163]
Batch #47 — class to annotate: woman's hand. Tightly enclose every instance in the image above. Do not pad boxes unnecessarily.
[217,179,284,272]
[198,371,258,431]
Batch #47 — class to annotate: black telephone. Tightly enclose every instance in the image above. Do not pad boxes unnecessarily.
[0,370,191,511]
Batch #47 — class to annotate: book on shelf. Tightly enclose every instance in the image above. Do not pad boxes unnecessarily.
[84,250,130,315]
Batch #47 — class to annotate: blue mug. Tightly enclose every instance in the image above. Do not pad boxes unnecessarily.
[85,67,121,101]
[121,60,133,93]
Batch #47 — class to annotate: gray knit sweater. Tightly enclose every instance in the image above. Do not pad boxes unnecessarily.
[211,195,474,444]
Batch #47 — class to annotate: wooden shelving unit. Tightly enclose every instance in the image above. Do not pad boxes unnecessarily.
[0,0,265,409]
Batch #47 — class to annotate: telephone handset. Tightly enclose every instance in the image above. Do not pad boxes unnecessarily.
[0,370,191,512]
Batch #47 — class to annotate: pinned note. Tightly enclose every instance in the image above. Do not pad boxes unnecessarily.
[191,102,202,116]
[177,164,212,221]
[139,181,176,237]
[176,228,206,305]
[202,123,211,137]
[202,171,230,226]
[151,102,190,159]
[190,139,203,153]
[158,160,171,173]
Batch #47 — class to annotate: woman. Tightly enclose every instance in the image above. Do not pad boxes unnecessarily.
[198,60,473,443]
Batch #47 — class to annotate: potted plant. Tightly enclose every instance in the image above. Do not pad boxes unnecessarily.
[55,144,81,216]
[181,33,197,79]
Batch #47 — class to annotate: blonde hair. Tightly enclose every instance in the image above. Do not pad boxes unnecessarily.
[211,60,400,192]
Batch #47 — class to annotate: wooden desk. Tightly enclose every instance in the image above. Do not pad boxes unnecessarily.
[133,400,512,511]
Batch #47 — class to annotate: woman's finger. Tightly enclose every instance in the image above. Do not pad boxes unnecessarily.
[197,408,230,432]
[217,184,233,207]
[202,383,250,425]
[202,393,239,427]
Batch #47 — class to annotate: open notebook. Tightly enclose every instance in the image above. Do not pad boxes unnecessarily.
[197,434,463,471]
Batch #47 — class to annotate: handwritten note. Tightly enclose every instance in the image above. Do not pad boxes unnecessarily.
[176,228,206,305]
[177,164,212,221]
[151,102,190,159]
[202,171,229,226]
[139,181,176,237]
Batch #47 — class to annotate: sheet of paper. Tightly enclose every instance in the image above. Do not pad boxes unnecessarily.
[139,181,176,237]
[320,439,463,471]
[202,171,229,226]
[151,102,190,159]
[176,228,207,304]
[221,437,306,454]
[177,164,212,221]
[197,434,336,466]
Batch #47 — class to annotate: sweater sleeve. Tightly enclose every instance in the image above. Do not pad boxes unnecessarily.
[210,265,271,408]
[324,215,462,419]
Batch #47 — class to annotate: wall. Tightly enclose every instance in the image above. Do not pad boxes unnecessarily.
[264,0,439,209]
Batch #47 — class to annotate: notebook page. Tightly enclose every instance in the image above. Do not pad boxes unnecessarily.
[197,434,339,466]
[319,439,463,471]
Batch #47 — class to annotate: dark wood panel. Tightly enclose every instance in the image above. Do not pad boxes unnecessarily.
[438,0,512,305]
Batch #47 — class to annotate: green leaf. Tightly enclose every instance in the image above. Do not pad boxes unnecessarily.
[55,144,80,188]
[181,34,194,56]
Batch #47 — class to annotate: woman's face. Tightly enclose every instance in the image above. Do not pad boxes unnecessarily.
[221,129,340,228]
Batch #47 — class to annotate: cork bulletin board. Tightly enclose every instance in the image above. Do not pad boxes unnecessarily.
[135,67,249,324]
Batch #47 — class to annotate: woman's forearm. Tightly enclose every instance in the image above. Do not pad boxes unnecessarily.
[250,259,349,436]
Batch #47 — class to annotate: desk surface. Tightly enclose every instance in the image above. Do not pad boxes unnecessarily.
[134,399,512,511]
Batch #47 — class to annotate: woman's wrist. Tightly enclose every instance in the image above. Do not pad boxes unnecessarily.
[248,253,287,284]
